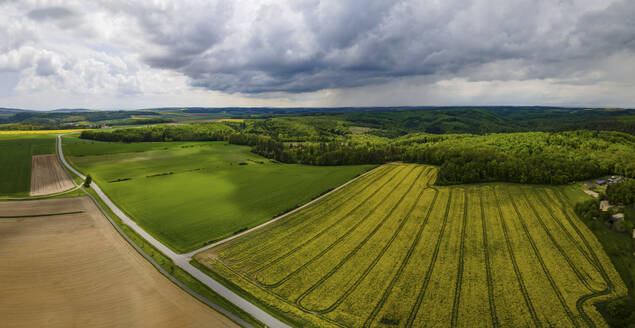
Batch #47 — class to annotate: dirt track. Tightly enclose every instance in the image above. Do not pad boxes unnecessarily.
[0,197,238,328]
[30,154,74,196]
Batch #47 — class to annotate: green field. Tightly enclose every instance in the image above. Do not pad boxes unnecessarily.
[62,135,374,253]
[0,134,56,196]
[196,163,628,327]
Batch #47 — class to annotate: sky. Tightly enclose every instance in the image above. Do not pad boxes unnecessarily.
[1,0,634,110]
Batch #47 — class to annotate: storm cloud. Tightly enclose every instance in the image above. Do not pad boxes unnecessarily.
[122,0,635,93]
[1,0,634,109]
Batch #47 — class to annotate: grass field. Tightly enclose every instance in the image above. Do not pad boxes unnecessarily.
[0,197,237,328]
[0,134,56,196]
[62,135,374,253]
[195,163,628,328]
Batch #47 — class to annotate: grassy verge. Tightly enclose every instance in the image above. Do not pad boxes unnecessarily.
[82,186,264,328]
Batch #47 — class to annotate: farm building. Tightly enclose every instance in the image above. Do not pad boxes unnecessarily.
[611,213,624,222]
[594,179,607,185]
[600,200,612,211]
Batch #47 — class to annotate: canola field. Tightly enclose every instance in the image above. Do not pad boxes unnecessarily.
[0,129,84,135]
[195,163,627,328]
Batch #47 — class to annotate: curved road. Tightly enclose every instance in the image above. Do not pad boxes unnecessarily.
[57,135,290,328]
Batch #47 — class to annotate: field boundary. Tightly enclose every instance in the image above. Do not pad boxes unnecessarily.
[184,163,382,258]
[0,210,83,219]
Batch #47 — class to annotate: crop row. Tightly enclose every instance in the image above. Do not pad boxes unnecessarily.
[216,164,396,263]
[295,167,429,313]
[270,166,426,300]
[254,166,420,289]
[245,165,407,274]
[490,187,541,326]
[199,164,626,328]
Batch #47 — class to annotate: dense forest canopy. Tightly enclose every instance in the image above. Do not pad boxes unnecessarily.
[606,180,635,205]
[3,106,635,134]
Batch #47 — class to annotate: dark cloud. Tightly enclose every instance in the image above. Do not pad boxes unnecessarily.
[27,7,75,21]
[5,0,635,102]
[124,0,634,94]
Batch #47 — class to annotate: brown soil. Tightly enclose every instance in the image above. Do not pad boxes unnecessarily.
[0,197,238,328]
[30,154,74,196]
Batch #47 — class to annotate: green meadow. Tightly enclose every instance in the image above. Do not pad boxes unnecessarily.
[0,134,56,196]
[62,135,374,253]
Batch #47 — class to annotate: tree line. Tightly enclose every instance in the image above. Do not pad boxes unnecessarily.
[80,123,635,186]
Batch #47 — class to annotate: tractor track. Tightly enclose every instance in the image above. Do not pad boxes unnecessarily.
[491,188,541,327]
[450,190,468,328]
[480,191,499,327]
[506,189,579,327]
[362,187,440,327]
[298,169,429,314]
[404,189,454,327]
[242,165,402,272]
[256,165,418,288]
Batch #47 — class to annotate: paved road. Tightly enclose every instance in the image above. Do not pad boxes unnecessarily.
[57,135,290,328]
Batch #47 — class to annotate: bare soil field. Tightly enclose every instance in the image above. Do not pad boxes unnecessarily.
[30,154,74,196]
[0,197,237,328]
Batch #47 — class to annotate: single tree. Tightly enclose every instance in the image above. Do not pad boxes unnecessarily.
[84,174,92,188]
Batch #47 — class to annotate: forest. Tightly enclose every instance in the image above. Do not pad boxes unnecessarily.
[79,112,635,185]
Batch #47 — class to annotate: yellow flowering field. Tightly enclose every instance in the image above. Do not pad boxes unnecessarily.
[194,163,627,328]
[0,129,85,135]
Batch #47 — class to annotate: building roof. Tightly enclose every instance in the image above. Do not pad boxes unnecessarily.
[594,179,607,185]
[584,182,594,188]
[611,213,624,221]
[600,200,612,211]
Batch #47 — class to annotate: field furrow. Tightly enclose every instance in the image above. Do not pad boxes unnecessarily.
[227,165,402,272]
[521,187,605,292]
[326,188,440,327]
[489,187,541,327]
[296,167,428,312]
[479,190,499,327]
[404,188,454,327]
[215,164,394,262]
[193,164,627,328]
[258,165,418,291]
[455,188,492,327]
[366,188,449,328]
[410,188,464,328]
[248,166,424,275]
[501,186,578,327]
